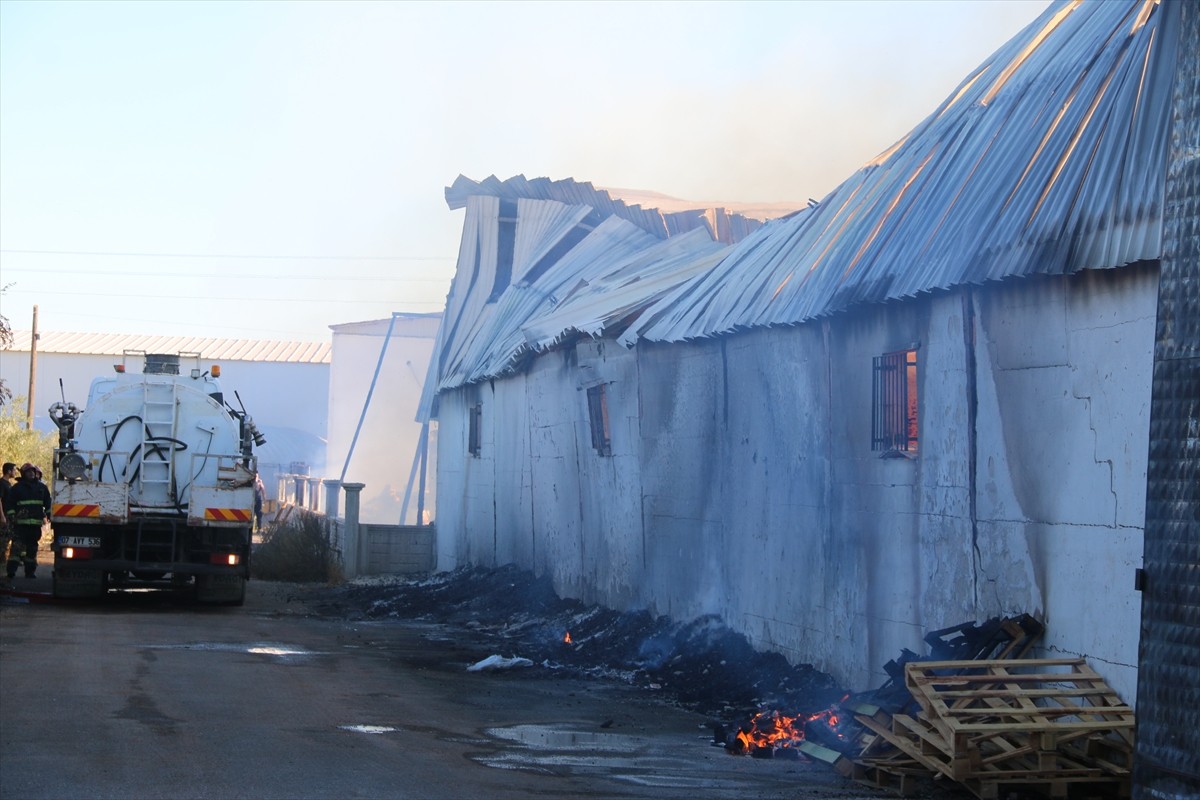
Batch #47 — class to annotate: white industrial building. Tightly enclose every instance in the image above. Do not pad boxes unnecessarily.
[0,331,330,497]
[327,313,442,525]
[419,0,1187,712]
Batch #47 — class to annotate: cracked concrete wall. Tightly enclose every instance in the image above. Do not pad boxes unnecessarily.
[973,266,1157,701]
[434,265,1156,699]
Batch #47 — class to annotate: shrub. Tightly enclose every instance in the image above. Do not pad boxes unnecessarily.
[0,399,57,477]
[252,510,343,584]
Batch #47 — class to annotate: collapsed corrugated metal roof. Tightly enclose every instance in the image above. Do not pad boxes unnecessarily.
[422,0,1175,416]
[625,0,1176,343]
[445,174,769,245]
[417,192,734,419]
[6,330,331,364]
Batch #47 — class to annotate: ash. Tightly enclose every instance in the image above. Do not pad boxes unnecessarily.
[313,565,843,721]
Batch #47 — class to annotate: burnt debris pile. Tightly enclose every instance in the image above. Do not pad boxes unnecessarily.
[318,565,841,719]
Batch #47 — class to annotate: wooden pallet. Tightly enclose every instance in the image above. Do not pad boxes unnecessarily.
[851,658,1133,799]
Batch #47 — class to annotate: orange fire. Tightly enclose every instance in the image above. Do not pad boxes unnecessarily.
[732,697,849,754]
[563,632,572,644]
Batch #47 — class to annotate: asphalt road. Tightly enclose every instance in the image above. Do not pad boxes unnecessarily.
[0,580,889,800]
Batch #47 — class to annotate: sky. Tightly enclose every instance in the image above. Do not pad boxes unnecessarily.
[0,0,1050,344]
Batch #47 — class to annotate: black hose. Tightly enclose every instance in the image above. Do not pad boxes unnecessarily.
[101,415,143,482]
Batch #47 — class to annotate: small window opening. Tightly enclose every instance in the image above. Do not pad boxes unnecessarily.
[872,349,918,452]
[586,385,612,456]
[468,403,482,457]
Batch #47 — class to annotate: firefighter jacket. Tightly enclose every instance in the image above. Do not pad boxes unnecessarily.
[4,478,52,528]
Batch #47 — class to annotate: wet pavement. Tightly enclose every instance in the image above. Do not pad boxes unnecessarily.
[0,578,902,799]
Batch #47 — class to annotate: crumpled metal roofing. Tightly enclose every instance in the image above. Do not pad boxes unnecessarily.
[6,330,331,363]
[417,194,728,419]
[446,174,765,245]
[422,0,1176,414]
[625,0,1177,343]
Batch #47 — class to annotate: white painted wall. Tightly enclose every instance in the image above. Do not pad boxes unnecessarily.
[434,264,1156,703]
[327,315,441,525]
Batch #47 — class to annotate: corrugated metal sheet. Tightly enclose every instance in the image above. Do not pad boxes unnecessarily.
[423,0,1176,411]
[1134,1,1200,794]
[7,330,331,363]
[446,174,766,245]
[626,0,1177,343]
[416,196,726,420]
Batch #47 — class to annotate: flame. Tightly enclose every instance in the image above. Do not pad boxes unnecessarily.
[563,632,572,644]
[731,696,850,754]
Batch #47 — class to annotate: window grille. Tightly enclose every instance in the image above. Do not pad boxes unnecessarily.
[586,385,612,456]
[872,349,918,452]
[468,403,482,457]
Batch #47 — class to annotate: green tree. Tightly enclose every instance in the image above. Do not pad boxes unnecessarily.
[0,398,56,475]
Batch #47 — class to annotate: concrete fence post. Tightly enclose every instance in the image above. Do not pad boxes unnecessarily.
[323,479,342,520]
[342,482,365,578]
[307,478,321,512]
[293,476,306,508]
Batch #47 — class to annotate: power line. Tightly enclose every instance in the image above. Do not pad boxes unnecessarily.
[3,287,447,305]
[0,248,451,261]
[49,309,337,340]
[1,266,450,282]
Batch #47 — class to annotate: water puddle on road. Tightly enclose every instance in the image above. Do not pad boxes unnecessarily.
[486,724,645,752]
[143,642,327,660]
[339,725,400,734]
[471,723,746,788]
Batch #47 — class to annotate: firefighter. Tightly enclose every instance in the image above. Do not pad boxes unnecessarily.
[0,494,8,588]
[0,462,15,586]
[4,463,52,579]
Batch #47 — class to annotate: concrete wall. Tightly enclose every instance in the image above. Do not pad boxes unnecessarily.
[362,524,436,575]
[326,315,440,525]
[303,510,434,577]
[434,265,1156,702]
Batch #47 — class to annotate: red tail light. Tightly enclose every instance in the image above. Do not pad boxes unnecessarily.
[210,553,240,566]
[62,547,94,560]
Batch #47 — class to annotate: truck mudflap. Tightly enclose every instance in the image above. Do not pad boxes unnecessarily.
[51,481,129,525]
[52,565,106,599]
[195,573,246,606]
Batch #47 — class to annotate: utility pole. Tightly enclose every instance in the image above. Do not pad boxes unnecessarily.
[26,304,38,429]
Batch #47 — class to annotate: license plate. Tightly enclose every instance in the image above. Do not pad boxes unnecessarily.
[59,536,102,548]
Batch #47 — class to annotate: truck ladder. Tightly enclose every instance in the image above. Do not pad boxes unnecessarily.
[139,379,179,501]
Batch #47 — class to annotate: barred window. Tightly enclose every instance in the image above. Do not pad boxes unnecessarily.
[468,403,482,457]
[586,385,612,456]
[872,349,918,452]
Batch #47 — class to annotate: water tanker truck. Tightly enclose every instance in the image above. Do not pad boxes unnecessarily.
[48,351,266,604]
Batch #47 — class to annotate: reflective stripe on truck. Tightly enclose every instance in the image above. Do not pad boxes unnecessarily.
[203,508,252,522]
[52,503,101,518]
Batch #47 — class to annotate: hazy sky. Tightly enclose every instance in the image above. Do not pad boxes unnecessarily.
[0,0,1050,343]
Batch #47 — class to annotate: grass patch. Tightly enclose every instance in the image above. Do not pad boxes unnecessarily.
[252,510,343,584]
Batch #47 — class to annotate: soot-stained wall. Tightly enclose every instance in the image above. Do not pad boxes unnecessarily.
[435,265,1157,700]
